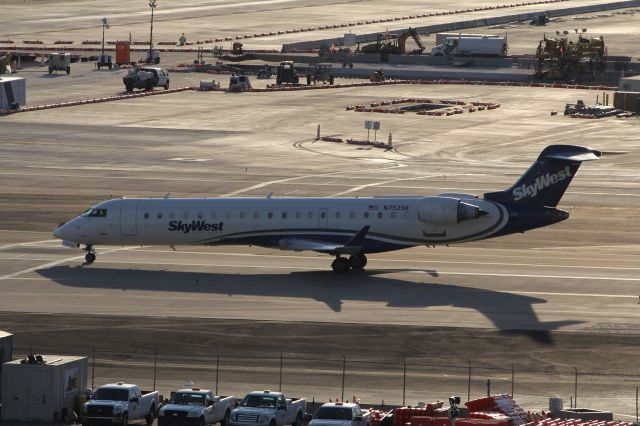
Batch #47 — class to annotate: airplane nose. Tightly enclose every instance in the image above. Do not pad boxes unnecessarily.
[53,222,66,239]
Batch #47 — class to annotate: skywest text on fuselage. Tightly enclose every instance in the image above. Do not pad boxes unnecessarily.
[168,220,224,234]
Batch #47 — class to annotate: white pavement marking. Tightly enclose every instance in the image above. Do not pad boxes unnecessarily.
[0,247,133,281]
[0,239,59,251]
[329,174,440,197]
[409,270,640,282]
[220,163,406,197]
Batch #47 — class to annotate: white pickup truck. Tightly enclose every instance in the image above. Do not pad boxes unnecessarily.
[158,388,235,426]
[82,383,159,426]
[308,403,371,426]
[230,391,306,426]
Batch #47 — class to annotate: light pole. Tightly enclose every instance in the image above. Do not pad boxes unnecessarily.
[101,17,110,59]
[148,0,157,63]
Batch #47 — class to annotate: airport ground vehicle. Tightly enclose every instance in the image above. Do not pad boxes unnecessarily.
[431,36,507,57]
[123,66,170,92]
[0,54,13,74]
[228,74,252,92]
[308,402,371,426]
[48,52,71,74]
[276,61,299,85]
[306,65,334,85]
[96,54,113,70]
[230,391,306,426]
[369,69,385,82]
[158,388,235,426]
[145,50,161,64]
[82,383,159,426]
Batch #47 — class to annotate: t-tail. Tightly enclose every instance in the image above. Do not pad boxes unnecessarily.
[484,145,601,207]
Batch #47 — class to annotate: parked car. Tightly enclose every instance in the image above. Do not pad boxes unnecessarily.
[158,388,235,426]
[82,382,159,426]
[309,403,371,426]
[230,391,306,426]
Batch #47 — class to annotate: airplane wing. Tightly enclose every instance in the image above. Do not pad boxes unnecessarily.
[279,226,370,255]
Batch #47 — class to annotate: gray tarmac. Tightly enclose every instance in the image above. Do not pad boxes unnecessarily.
[1,0,640,420]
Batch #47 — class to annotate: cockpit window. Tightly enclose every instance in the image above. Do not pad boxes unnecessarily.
[81,208,107,218]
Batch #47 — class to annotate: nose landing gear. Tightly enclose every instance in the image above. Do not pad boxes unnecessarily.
[84,245,96,264]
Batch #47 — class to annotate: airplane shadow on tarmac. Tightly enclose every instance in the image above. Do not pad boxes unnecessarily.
[38,266,582,344]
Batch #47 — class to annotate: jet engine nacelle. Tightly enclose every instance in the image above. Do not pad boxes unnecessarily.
[418,196,486,225]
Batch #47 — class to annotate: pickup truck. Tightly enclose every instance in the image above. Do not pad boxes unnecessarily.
[158,388,235,426]
[230,391,306,426]
[82,383,159,426]
[123,66,170,92]
[308,403,371,426]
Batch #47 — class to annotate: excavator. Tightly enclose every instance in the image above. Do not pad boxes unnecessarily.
[358,28,425,56]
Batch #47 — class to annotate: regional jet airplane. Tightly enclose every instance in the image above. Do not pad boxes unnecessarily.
[53,145,600,273]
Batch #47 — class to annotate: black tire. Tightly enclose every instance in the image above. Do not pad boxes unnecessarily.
[307,75,311,85]
[329,75,334,85]
[145,82,153,91]
[121,412,128,426]
[164,81,170,90]
[48,67,53,74]
[331,257,350,273]
[269,420,276,426]
[349,253,367,270]
[108,63,113,70]
[199,417,205,426]
[145,406,156,425]
[85,252,96,264]
[221,410,230,426]
[66,66,70,74]
[125,85,133,92]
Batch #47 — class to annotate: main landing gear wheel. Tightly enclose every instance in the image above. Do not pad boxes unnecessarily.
[331,257,350,273]
[84,245,96,264]
[349,253,367,269]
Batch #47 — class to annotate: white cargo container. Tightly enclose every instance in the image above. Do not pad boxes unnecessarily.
[0,76,26,110]
[435,33,501,45]
[1,355,88,422]
[618,75,640,92]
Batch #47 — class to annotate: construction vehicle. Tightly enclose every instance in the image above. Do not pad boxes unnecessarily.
[306,65,334,85]
[276,61,299,85]
[96,54,113,70]
[431,36,507,57]
[534,32,606,80]
[530,13,550,26]
[48,52,71,74]
[228,74,252,92]
[369,69,385,82]
[0,55,13,74]
[358,28,425,59]
[123,66,170,92]
[257,65,273,79]
[232,42,244,55]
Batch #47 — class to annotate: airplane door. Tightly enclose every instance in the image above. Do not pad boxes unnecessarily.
[319,208,328,228]
[120,199,139,236]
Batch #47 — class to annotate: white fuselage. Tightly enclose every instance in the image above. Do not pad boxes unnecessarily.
[54,196,507,252]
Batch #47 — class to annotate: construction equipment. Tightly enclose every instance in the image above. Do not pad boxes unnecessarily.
[232,42,244,55]
[530,13,550,26]
[144,50,160,64]
[358,28,425,57]
[123,65,169,91]
[228,74,252,92]
[369,68,385,82]
[276,61,299,85]
[257,65,273,79]
[534,32,606,80]
[96,54,113,70]
[306,65,334,85]
[48,52,71,74]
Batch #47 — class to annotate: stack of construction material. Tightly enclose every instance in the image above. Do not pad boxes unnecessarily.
[525,420,633,426]
[392,403,445,426]
[465,395,527,426]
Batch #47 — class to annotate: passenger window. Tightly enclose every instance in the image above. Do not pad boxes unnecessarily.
[404,212,410,219]
[268,212,273,219]
[390,211,396,219]
[296,212,301,219]
[183,212,189,219]
[377,212,383,219]
[225,212,232,219]
[197,212,203,219]
[240,212,246,219]
[143,213,149,219]
[211,212,217,219]
[169,212,175,219]
[307,212,313,219]
[349,212,355,219]
[253,212,259,219]
[335,212,340,219]
[157,213,162,219]
[320,211,326,219]
[282,212,287,219]
[364,212,369,219]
